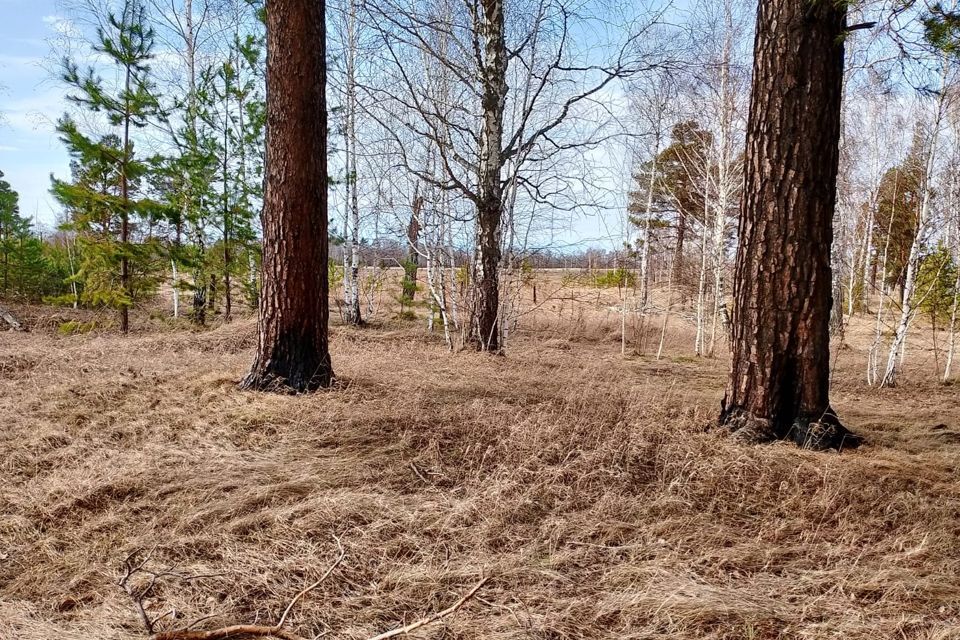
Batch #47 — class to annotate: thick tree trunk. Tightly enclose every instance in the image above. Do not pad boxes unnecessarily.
[241,0,334,392]
[470,0,507,353]
[719,0,859,450]
[473,199,501,351]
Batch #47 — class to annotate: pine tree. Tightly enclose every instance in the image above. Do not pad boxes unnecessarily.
[719,0,859,450]
[0,170,23,297]
[50,0,162,333]
[204,34,265,322]
[241,0,334,392]
[0,172,61,299]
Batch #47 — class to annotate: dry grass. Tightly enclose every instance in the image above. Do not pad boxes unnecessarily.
[2,285,960,639]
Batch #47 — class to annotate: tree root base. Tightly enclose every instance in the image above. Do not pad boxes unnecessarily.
[239,370,335,395]
[719,407,863,451]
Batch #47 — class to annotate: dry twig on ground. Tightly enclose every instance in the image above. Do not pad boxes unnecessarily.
[122,539,345,640]
[366,577,489,640]
[121,536,487,640]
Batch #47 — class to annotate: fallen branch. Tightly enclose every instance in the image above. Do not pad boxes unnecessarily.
[122,539,346,640]
[152,623,305,640]
[121,540,488,640]
[366,577,489,640]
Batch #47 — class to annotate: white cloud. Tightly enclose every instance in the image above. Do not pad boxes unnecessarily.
[0,54,42,67]
[3,87,65,135]
[0,145,20,152]
[42,14,81,39]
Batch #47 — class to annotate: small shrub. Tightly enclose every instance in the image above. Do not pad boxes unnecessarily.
[592,268,636,289]
[58,320,98,335]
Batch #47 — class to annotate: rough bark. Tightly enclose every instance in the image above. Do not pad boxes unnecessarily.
[672,212,687,300]
[171,259,180,318]
[193,225,206,325]
[719,0,859,450]
[222,116,233,324]
[470,0,507,352]
[240,0,334,393]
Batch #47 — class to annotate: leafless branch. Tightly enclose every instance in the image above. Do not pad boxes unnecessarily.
[365,576,489,640]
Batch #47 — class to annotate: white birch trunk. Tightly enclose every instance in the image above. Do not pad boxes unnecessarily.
[881,82,948,387]
[171,259,179,318]
[944,267,960,381]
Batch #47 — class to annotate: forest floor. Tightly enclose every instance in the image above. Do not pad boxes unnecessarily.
[2,282,960,639]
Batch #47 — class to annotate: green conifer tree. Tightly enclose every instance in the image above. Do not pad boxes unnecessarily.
[50,0,161,333]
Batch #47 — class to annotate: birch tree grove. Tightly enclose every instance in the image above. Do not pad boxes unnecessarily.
[880,62,956,387]
[362,0,670,352]
[18,0,960,396]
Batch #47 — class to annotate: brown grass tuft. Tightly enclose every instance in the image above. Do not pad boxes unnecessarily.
[2,291,960,639]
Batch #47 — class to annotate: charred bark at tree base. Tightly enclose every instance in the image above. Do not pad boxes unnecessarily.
[241,0,334,394]
[719,0,853,450]
[719,406,862,451]
[240,333,334,394]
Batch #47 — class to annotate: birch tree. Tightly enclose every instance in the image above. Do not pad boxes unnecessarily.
[880,62,955,387]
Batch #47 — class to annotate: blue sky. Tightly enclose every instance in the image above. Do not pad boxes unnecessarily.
[0,0,72,229]
[0,0,645,250]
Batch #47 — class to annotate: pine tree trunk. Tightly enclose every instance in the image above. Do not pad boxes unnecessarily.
[223,117,233,324]
[241,0,334,392]
[638,143,658,312]
[193,227,206,325]
[1,221,7,296]
[672,213,686,302]
[719,0,858,450]
[120,65,133,335]
[172,259,180,318]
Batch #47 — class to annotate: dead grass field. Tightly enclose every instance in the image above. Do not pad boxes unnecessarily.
[2,277,960,639]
